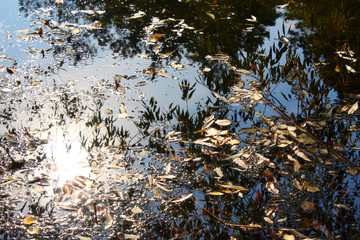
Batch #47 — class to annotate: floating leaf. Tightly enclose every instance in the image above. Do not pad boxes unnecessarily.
[22,217,36,225]
[333,203,352,210]
[124,234,140,240]
[27,227,40,235]
[293,179,303,190]
[118,103,129,118]
[264,216,273,224]
[266,181,279,194]
[126,11,146,19]
[131,206,143,214]
[169,193,193,203]
[301,200,315,211]
[246,15,257,22]
[346,168,358,176]
[345,65,356,73]
[347,101,358,115]
[283,234,295,240]
[215,119,232,126]
[214,167,223,178]
[208,191,224,196]
[303,181,320,192]
[159,50,175,59]
[206,12,215,19]
[156,174,177,180]
[170,61,184,70]
[220,184,248,191]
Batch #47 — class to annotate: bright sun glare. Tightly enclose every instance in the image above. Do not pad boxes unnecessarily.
[43,128,91,186]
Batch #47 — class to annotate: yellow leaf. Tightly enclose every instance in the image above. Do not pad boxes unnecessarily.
[208,191,224,195]
[206,12,216,19]
[131,206,143,214]
[283,234,295,240]
[220,184,248,191]
[31,81,41,86]
[22,216,36,225]
[346,168,358,176]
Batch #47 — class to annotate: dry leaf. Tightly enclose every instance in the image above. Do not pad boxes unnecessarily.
[27,227,40,234]
[159,50,175,59]
[303,181,320,192]
[206,12,215,19]
[209,191,224,195]
[169,193,193,203]
[131,206,143,214]
[348,101,358,115]
[22,216,36,225]
[220,184,248,191]
[283,234,295,240]
[170,61,184,70]
[346,168,358,176]
[118,103,129,118]
[215,119,232,126]
[266,181,279,194]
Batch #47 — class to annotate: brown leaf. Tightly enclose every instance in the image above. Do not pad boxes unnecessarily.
[301,200,315,211]
[262,170,274,180]
[303,181,320,192]
[293,179,303,190]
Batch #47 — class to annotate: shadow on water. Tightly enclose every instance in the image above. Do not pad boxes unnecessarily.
[0,0,359,239]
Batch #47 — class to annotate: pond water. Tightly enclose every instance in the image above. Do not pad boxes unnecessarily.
[0,0,359,239]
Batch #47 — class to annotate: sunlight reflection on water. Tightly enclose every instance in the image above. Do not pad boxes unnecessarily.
[43,128,91,186]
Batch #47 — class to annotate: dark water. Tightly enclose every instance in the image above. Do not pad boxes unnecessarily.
[0,0,359,239]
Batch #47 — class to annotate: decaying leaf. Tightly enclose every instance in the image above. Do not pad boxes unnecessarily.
[301,200,315,211]
[169,193,194,203]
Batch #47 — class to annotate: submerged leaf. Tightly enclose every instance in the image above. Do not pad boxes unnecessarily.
[301,201,315,211]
